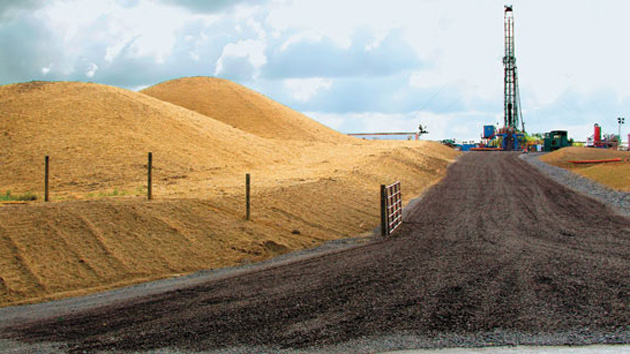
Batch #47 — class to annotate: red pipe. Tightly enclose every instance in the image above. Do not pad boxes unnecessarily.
[568,158,622,164]
[470,147,503,151]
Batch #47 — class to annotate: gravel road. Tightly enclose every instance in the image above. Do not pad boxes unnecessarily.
[1,152,629,353]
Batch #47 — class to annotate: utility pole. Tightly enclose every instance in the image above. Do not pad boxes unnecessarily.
[617,117,630,146]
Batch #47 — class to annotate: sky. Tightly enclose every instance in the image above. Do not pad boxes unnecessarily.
[1,0,630,142]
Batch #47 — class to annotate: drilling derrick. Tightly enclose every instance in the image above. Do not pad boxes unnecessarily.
[477,5,525,151]
[500,5,524,150]
[503,5,522,133]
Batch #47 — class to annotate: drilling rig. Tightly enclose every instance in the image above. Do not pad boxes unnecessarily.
[497,5,525,150]
[480,5,525,151]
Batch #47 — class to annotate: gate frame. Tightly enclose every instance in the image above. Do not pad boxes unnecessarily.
[380,181,402,236]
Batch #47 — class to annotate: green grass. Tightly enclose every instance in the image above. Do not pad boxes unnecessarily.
[97,189,129,197]
[1,190,37,202]
[84,189,135,199]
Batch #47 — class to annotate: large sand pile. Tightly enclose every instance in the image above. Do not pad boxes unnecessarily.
[540,146,630,191]
[141,77,352,143]
[0,81,282,196]
[0,79,459,307]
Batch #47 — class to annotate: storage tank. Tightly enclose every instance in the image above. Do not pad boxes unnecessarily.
[594,124,601,143]
[483,125,495,139]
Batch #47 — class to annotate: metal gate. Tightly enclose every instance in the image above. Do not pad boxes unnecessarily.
[380,181,402,236]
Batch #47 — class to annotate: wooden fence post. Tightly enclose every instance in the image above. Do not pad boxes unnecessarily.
[380,184,387,236]
[246,173,251,220]
[147,152,152,200]
[45,156,50,202]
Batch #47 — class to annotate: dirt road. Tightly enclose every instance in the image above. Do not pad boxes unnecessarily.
[2,152,629,352]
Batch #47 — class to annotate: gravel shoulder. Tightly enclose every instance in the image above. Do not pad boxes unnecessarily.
[520,152,630,216]
[1,152,629,353]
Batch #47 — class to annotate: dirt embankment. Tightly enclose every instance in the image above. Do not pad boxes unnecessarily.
[0,146,453,308]
[3,152,627,353]
[541,147,630,191]
[0,79,459,307]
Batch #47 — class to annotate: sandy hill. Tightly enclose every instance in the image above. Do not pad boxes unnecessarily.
[0,79,460,307]
[540,146,630,191]
[0,81,282,196]
[141,77,352,143]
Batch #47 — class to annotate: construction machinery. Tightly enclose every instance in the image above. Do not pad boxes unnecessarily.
[543,130,571,151]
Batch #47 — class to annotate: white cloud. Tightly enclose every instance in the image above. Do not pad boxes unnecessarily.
[284,78,332,102]
[41,63,53,75]
[279,30,322,52]
[267,0,395,48]
[246,18,265,40]
[105,41,128,63]
[214,39,267,77]
[85,63,99,78]
[364,32,387,52]
[39,0,203,67]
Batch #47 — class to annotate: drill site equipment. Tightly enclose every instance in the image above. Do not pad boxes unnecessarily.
[587,123,619,149]
[477,5,526,151]
[543,130,570,152]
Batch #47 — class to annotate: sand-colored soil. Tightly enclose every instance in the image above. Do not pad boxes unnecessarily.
[141,77,351,143]
[540,147,630,191]
[0,79,458,307]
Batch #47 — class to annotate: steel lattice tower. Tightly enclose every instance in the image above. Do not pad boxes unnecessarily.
[503,5,523,132]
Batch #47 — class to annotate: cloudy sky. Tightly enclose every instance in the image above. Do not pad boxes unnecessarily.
[1,0,629,141]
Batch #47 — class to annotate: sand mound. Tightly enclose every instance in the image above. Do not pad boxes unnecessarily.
[540,146,630,191]
[0,79,460,307]
[0,81,280,196]
[141,77,352,143]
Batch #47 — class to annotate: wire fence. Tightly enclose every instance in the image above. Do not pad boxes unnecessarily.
[6,154,400,230]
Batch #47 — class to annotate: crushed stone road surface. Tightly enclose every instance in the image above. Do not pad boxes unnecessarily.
[1,152,629,353]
